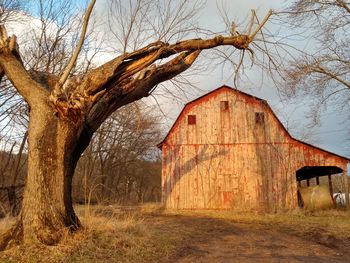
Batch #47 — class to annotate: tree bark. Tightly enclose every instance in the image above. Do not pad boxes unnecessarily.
[23,107,80,244]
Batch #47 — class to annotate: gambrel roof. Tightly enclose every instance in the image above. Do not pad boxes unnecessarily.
[158,85,350,162]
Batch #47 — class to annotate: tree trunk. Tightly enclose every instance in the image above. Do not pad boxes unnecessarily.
[1,105,90,248]
[23,107,81,244]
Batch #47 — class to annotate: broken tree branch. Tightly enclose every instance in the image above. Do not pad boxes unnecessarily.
[86,50,201,131]
[84,34,252,97]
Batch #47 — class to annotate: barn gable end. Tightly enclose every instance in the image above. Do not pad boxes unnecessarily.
[160,85,349,211]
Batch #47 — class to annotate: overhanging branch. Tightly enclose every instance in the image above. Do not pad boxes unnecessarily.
[83,34,252,98]
[83,9,273,99]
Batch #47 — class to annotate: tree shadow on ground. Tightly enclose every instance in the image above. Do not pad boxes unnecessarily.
[143,213,350,263]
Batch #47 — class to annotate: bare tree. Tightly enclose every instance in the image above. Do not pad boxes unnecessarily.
[0,0,102,221]
[0,0,273,248]
[73,103,162,204]
[279,0,350,125]
[0,1,26,24]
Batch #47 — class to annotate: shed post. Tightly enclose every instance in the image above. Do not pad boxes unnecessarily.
[328,175,333,197]
[343,168,349,209]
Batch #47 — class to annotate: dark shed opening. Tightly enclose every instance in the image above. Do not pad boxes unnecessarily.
[296,166,344,208]
[296,166,343,181]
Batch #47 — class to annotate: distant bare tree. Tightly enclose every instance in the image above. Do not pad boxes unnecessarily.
[0,132,27,217]
[0,0,25,24]
[279,0,350,125]
[73,103,162,204]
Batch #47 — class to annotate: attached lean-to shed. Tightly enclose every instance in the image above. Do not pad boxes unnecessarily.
[158,85,350,211]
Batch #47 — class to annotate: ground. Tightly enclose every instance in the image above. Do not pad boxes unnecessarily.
[162,216,348,263]
[0,205,350,262]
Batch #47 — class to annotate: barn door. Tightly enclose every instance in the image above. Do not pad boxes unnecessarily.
[218,174,233,208]
[218,173,241,209]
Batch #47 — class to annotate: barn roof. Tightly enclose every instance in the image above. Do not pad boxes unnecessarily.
[158,85,350,162]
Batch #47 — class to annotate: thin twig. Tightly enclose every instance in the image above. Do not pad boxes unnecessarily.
[250,9,272,40]
[247,9,255,35]
[58,0,96,88]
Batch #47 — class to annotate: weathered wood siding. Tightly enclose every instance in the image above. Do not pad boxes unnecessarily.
[161,86,348,210]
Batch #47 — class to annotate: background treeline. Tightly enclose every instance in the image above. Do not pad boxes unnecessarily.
[0,103,163,216]
[73,103,162,205]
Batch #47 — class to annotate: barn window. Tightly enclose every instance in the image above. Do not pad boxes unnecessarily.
[255,112,264,124]
[220,101,229,111]
[188,115,196,125]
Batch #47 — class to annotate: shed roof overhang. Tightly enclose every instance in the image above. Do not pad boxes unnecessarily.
[296,166,343,181]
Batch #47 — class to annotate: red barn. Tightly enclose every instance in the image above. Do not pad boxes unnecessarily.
[158,86,350,211]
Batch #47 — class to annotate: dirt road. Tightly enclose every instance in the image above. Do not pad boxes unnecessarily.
[148,214,350,263]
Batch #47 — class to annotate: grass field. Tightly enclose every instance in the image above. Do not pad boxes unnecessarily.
[0,205,350,262]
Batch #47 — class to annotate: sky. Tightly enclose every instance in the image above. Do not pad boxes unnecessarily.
[3,0,350,158]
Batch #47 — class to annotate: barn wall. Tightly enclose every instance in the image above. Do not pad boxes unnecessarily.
[161,87,348,210]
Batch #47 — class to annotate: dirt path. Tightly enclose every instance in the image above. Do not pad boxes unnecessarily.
[147,215,350,263]
[173,226,347,263]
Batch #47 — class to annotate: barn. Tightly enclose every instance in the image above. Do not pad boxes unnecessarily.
[158,85,350,211]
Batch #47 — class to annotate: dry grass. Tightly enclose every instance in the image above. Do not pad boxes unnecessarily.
[0,205,176,263]
[0,205,349,262]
